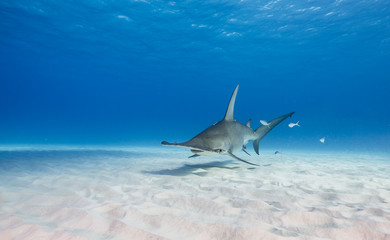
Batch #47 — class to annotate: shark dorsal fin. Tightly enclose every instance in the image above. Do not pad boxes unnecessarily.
[224,84,239,121]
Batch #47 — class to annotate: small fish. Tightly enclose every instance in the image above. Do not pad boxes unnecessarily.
[288,121,300,128]
[320,137,325,143]
[260,120,269,126]
[274,151,280,155]
[260,120,271,129]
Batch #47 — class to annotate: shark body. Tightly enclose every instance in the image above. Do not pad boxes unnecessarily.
[162,85,294,166]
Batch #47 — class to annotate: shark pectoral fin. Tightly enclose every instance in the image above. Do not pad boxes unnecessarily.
[228,152,259,166]
[242,148,251,156]
[188,154,200,158]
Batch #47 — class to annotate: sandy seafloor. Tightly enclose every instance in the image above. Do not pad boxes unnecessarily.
[0,147,389,240]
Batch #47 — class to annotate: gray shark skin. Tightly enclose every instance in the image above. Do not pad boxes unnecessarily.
[162,85,294,166]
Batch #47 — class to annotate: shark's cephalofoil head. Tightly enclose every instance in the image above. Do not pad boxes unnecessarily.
[162,122,231,156]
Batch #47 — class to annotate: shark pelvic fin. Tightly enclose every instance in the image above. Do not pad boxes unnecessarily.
[228,151,259,166]
[224,84,239,121]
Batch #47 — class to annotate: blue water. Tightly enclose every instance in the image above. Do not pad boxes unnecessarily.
[1,0,389,153]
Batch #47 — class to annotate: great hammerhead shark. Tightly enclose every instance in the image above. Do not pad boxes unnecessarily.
[162,85,294,166]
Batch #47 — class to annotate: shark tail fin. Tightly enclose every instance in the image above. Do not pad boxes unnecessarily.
[253,112,295,155]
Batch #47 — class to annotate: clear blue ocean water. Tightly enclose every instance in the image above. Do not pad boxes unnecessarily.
[2,3,390,238]
[1,0,389,153]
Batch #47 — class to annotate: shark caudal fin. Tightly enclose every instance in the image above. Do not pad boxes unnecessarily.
[253,112,295,155]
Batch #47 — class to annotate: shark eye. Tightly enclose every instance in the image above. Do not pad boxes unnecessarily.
[216,149,224,153]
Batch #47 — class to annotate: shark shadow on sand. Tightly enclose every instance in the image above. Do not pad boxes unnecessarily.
[142,161,241,176]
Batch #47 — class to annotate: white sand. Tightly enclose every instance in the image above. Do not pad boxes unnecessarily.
[0,148,389,240]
